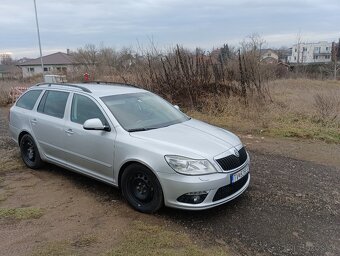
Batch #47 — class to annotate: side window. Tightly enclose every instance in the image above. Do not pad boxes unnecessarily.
[16,90,42,110]
[71,94,107,125]
[37,90,69,118]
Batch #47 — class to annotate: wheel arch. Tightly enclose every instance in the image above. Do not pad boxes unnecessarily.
[18,130,30,145]
[118,160,159,189]
[118,159,164,213]
[18,131,45,161]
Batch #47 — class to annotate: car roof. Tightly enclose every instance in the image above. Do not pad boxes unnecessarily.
[32,82,147,97]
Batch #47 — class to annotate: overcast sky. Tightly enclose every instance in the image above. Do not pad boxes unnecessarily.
[1,0,339,58]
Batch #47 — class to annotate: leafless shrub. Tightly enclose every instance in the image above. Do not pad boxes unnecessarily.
[238,34,275,102]
[0,81,21,106]
[132,44,271,109]
[313,93,340,123]
[0,87,11,106]
[71,38,273,110]
[136,45,232,109]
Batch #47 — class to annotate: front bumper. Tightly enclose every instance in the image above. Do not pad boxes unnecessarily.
[158,163,250,210]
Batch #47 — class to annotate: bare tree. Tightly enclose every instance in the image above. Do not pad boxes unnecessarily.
[332,40,339,80]
[0,53,13,65]
[72,44,98,79]
[238,34,270,99]
[296,31,303,64]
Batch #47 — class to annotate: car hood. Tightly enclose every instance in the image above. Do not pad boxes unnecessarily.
[129,119,242,158]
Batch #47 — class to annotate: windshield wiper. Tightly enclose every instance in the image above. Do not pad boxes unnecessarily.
[128,127,158,132]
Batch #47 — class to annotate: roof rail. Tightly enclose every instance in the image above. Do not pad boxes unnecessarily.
[84,80,140,89]
[35,82,92,93]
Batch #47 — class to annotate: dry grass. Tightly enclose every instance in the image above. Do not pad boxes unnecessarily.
[189,79,340,143]
[31,241,75,256]
[0,84,12,106]
[0,147,25,173]
[269,79,340,120]
[1,78,339,143]
[0,193,9,202]
[71,234,98,248]
[31,234,98,256]
[0,207,44,220]
[30,221,229,256]
[0,112,26,172]
[106,221,229,256]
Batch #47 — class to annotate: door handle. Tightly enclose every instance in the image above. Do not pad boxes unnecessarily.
[65,129,74,135]
[30,119,37,125]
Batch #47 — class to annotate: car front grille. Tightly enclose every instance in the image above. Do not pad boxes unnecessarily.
[212,173,249,202]
[215,147,248,171]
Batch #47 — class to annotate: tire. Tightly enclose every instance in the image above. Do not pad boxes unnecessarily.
[121,163,163,213]
[20,134,43,169]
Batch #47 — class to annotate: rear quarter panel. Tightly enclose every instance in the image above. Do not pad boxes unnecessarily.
[9,106,32,144]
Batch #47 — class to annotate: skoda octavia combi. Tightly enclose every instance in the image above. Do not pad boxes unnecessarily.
[9,82,250,213]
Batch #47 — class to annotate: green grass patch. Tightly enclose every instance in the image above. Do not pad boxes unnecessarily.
[0,207,44,220]
[106,221,229,256]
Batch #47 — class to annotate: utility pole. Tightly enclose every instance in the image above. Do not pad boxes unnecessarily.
[33,0,44,79]
[334,58,337,81]
[332,42,338,80]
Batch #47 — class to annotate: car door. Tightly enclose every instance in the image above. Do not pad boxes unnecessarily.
[63,93,115,182]
[30,90,70,163]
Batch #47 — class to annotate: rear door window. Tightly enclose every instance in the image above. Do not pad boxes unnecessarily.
[71,94,107,125]
[16,90,42,110]
[37,90,69,118]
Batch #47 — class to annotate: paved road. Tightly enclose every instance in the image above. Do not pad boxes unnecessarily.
[159,151,340,256]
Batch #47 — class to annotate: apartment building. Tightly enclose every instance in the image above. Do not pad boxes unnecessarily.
[287,41,332,64]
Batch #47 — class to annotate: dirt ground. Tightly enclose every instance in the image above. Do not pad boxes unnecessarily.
[0,106,339,256]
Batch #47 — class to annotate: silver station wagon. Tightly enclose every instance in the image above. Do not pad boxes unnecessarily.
[9,82,250,213]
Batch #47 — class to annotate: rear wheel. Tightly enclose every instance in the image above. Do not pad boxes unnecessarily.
[121,163,163,213]
[20,134,43,169]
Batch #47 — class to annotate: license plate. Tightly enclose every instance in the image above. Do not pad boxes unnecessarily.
[230,166,249,184]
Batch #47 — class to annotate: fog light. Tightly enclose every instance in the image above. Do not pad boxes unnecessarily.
[177,191,209,204]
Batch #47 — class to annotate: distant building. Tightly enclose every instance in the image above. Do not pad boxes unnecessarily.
[276,48,292,63]
[287,41,332,64]
[260,49,279,64]
[18,51,76,78]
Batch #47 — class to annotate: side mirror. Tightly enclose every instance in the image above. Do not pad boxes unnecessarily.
[174,105,180,110]
[83,118,111,132]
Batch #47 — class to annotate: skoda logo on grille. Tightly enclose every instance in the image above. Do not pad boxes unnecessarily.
[233,148,239,157]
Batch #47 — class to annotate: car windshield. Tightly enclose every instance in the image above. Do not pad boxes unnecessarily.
[101,92,190,132]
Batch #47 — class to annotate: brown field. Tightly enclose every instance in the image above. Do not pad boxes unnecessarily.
[189,79,340,143]
[1,78,340,143]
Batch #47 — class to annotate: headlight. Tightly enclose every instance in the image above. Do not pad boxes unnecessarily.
[164,155,217,175]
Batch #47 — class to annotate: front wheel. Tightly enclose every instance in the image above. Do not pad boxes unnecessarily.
[121,163,163,213]
[20,134,43,169]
